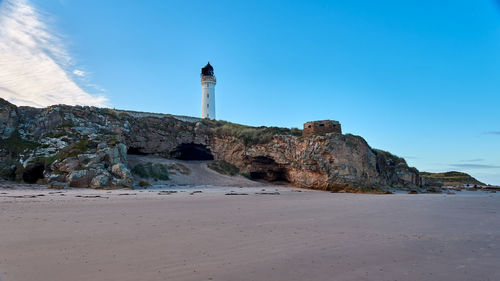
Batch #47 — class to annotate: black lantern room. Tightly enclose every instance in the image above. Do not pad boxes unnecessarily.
[201,62,214,77]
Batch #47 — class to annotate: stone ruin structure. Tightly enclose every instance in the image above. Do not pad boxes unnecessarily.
[303,120,342,137]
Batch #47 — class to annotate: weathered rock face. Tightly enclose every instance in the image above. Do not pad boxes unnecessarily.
[0,99,18,140]
[0,98,421,190]
[210,134,420,190]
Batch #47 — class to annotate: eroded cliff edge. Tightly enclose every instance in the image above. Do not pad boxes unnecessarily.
[0,99,421,190]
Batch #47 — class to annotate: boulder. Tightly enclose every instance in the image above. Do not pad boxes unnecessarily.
[110,177,133,188]
[49,181,69,189]
[111,163,130,179]
[55,157,80,173]
[67,170,95,188]
[90,174,111,188]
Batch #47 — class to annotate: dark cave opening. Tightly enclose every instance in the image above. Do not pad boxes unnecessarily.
[170,143,214,161]
[250,170,289,182]
[247,156,290,182]
[22,162,45,184]
[127,146,149,155]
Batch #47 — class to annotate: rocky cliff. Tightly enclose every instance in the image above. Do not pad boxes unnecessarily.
[0,98,421,190]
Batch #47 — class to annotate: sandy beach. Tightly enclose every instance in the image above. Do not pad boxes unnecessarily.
[0,186,499,281]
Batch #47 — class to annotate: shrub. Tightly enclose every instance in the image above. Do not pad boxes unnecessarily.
[150,163,170,180]
[167,162,190,175]
[290,127,302,136]
[0,130,39,154]
[372,149,407,166]
[240,173,253,180]
[213,120,302,146]
[132,164,148,178]
[53,139,92,160]
[207,160,239,176]
[132,163,170,181]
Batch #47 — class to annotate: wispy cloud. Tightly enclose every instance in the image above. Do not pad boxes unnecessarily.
[450,164,500,169]
[459,158,484,162]
[72,69,86,77]
[0,0,107,107]
[483,131,500,135]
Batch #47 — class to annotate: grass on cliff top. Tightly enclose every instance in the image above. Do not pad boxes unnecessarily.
[207,160,240,176]
[132,162,170,181]
[372,149,407,166]
[372,149,419,175]
[420,171,485,186]
[202,119,302,146]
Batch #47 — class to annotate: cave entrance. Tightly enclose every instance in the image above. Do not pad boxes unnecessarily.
[170,143,214,160]
[250,170,288,182]
[127,146,148,155]
[22,162,45,184]
[247,156,290,183]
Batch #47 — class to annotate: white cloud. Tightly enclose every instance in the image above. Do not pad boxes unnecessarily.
[73,69,86,77]
[0,0,108,107]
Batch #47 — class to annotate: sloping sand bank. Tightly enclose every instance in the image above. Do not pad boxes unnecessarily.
[127,155,265,187]
[0,188,499,281]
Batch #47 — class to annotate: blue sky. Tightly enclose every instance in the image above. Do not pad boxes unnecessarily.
[1,0,500,184]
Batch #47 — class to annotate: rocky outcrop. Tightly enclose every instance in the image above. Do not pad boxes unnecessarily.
[210,134,420,190]
[420,171,484,186]
[0,98,421,190]
[0,98,18,139]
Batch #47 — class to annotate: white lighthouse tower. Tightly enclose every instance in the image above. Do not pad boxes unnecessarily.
[201,62,216,119]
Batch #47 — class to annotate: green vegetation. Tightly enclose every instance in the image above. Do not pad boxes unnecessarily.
[420,171,485,186]
[58,123,75,128]
[73,139,90,152]
[106,108,121,120]
[0,130,39,154]
[372,149,407,166]
[0,161,16,180]
[240,173,253,180]
[290,127,302,137]
[372,149,419,174]
[166,162,190,175]
[132,162,170,181]
[203,119,303,146]
[42,155,58,167]
[207,160,240,176]
[54,139,91,160]
[38,139,93,168]
[44,132,67,138]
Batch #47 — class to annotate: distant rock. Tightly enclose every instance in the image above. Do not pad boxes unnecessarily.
[420,171,485,186]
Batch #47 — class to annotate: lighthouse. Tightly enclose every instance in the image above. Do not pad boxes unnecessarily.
[201,62,216,119]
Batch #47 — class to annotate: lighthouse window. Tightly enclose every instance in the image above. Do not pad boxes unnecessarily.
[207,104,209,108]
[207,94,209,98]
